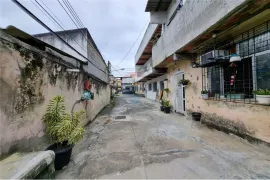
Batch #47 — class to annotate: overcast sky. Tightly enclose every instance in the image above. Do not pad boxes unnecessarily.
[0,0,149,76]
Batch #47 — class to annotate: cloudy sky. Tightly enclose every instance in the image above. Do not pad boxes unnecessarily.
[0,0,149,76]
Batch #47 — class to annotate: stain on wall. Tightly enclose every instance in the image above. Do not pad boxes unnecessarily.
[0,33,110,158]
[166,58,270,143]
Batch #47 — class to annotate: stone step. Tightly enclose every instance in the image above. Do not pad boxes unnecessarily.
[0,151,55,179]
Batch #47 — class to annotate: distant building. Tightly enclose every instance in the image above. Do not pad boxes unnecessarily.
[122,77,134,91]
[34,28,108,83]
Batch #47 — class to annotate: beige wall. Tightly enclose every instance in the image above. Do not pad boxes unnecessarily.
[166,59,270,143]
[0,32,110,157]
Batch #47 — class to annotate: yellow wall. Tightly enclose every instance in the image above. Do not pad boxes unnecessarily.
[166,59,270,143]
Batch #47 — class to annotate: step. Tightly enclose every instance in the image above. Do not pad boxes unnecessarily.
[0,151,55,179]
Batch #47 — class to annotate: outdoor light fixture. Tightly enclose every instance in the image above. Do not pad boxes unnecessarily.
[66,69,80,72]
[230,54,242,62]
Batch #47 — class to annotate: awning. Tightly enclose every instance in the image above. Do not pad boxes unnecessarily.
[145,0,172,12]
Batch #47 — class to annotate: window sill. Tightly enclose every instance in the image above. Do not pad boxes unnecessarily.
[203,98,270,106]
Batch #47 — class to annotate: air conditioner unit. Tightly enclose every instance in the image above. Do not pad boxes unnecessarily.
[200,50,228,65]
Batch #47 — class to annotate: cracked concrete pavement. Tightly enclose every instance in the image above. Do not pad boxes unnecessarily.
[56,94,270,179]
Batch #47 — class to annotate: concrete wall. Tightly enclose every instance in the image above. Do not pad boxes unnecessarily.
[152,0,246,67]
[86,40,108,83]
[165,59,270,143]
[135,24,158,64]
[0,31,110,157]
[35,30,108,83]
[35,31,88,62]
[145,75,166,101]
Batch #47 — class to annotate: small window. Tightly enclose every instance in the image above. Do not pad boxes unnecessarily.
[160,81,164,91]
[153,82,157,92]
[148,83,152,91]
[256,53,270,89]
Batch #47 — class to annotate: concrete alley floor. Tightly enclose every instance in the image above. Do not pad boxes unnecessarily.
[56,94,270,179]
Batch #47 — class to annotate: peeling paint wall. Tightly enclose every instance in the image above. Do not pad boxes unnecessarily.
[0,31,110,157]
[166,60,270,143]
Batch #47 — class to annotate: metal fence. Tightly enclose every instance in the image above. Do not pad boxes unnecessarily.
[201,21,270,105]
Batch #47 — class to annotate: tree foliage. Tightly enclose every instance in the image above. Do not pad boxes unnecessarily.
[43,96,85,145]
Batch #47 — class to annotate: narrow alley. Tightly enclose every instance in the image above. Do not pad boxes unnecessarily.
[56,95,270,179]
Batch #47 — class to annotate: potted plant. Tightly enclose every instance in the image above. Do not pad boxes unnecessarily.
[163,100,171,114]
[160,99,165,111]
[253,89,270,105]
[164,88,170,94]
[201,90,208,99]
[179,79,190,86]
[43,96,85,170]
[226,91,244,99]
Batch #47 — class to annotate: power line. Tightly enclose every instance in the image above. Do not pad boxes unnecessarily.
[115,22,148,67]
[12,0,107,74]
[31,0,87,52]
[57,0,103,69]
[35,0,106,75]
[39,0,66,28]
[57,0,80,29]
[63,0,84,28]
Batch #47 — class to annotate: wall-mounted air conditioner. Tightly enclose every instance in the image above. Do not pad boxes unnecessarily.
[200,50,229,65]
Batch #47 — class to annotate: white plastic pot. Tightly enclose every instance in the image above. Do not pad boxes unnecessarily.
[256,95,270,105]
[201,94,208,99]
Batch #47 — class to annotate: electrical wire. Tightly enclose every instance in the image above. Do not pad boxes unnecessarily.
[36,0,106,76]
[63,0,84,28]
[39,0,66,28]
[13,0,107,74]
[37,0,108,81]
[115,22,149,67]
[57,0,104,68]
[32,0,87,52]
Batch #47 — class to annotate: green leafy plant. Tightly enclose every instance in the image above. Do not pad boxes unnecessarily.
[179,79,190,85]
[164,88,170,94]
[160,99,165,105]
[163,100,171,108]
[253,89,270,95]
[43,96,85,146]
[201,90,208,94]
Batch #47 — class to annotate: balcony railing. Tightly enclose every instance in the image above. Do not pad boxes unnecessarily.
[137,58,153,77]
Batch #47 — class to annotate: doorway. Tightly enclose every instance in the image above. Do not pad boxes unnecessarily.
[174,72,185,113]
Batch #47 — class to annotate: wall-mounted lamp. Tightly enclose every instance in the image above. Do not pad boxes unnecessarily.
[66,69,80,72]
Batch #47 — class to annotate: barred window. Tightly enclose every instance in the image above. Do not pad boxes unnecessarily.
[153,82,157,92]
[201,21,270,104]
[148,83,152,91]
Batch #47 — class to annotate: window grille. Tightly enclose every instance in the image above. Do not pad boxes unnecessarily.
[201,21,270,105]
[153,82,157,92]
[148,83,152,91]
[160,81,165,91]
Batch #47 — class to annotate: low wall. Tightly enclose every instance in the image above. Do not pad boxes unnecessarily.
[0,31,110,157]
[166,60,270,143]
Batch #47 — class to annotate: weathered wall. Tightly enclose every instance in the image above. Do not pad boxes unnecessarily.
[0,31,110,157]
[166,59,270,143]
[145,75,166,101]
[135,24,158,64]
[152,0,246,67]
[35,30,108,83]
